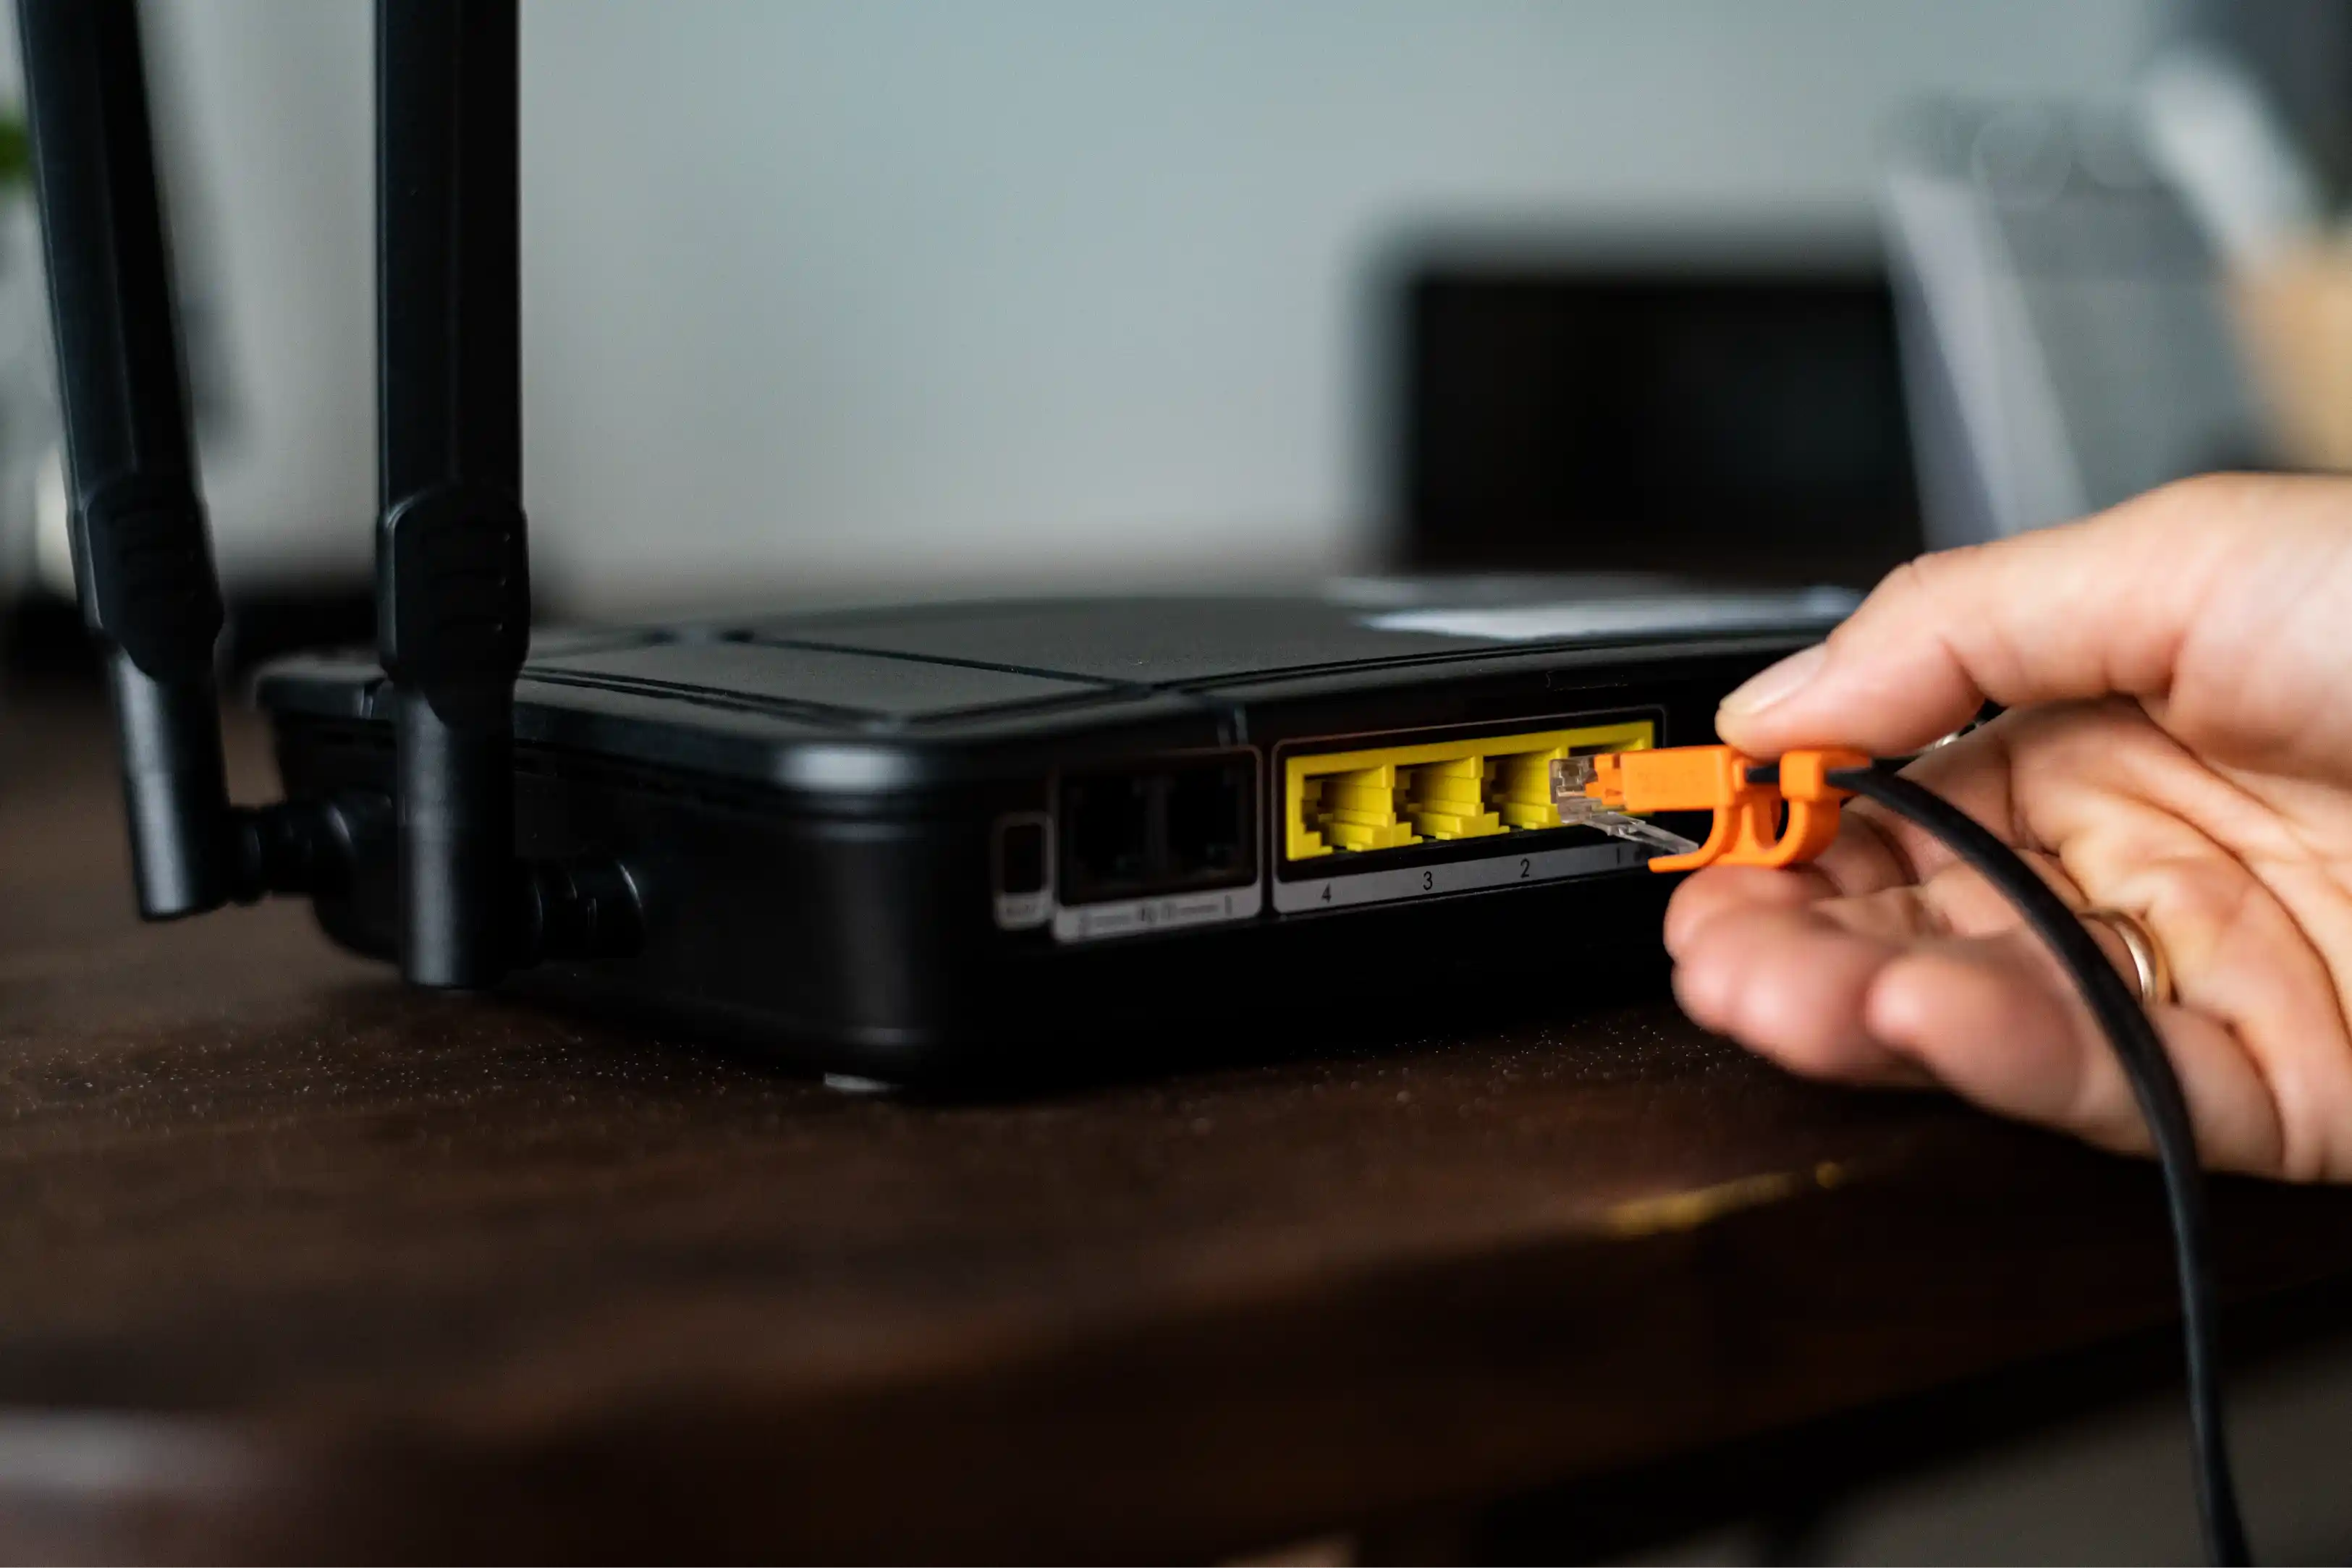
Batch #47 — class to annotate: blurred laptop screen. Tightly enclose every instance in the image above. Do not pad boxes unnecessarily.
[1397,268,1923,588]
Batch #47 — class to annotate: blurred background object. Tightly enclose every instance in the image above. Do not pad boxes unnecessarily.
[0,0,2345,633]
[0,0,2212,655]
[2162,1,2352,480]
[1880,97,2271,549]
[1389,235,1920,587]
[0,109,46,614]
[2184,0,2352,205]
[2233,237,2352,472]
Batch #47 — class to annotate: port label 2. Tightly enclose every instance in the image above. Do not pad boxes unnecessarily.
[1273,839,1645,914]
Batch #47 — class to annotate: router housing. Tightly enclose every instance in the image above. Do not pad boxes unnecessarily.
[25,0,1854,1090]
[257,584,1846,1084]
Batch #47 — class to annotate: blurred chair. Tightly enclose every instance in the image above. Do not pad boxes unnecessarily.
[1882,101,2274,549]
[1390,246,1922,590]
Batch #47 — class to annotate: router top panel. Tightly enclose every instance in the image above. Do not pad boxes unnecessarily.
[720,580,1856,686]
[254,580,1855,785]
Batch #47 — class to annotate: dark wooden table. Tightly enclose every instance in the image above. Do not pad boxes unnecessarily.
[5,686,2352,1563]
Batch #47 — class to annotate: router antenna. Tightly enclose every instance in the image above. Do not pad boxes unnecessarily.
[19,0,267,916]
[376,0,533,988]
[23,0,625,981]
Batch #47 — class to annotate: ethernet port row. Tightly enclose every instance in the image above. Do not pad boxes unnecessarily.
[1285,719,1656,862]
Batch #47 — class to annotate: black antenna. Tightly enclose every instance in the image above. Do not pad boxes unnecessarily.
[22,0,630,975]
[376,0,533,988]
[17,0,338,915]
[20,0,233,916]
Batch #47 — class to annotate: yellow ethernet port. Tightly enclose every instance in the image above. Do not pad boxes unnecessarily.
[1284,719,1656,861]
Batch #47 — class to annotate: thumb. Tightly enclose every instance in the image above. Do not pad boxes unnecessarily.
[1714,478,2247,759]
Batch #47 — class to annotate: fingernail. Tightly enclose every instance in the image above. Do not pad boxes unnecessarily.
[1720,643,1829,716]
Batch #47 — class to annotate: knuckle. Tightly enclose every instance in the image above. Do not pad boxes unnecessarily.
[2137,470,2236,517]
[2118,471,2264,540]
[1860,551,1955,619]
[1837,551,1974,656]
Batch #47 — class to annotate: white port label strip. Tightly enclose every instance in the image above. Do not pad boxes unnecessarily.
[1271,839,1646,913]
[1052,883,1264,943]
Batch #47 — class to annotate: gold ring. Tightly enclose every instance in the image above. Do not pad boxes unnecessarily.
[2080,907,2173,1007]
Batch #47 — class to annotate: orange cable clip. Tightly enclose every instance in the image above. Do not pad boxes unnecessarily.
[1580,745,1871,873]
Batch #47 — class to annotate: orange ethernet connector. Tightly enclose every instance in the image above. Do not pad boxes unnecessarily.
[1552,745,1872,873]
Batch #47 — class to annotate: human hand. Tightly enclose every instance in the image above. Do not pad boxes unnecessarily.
[1667,474,2352,1180]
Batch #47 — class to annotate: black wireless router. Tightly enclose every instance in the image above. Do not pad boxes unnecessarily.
[23,0,1850,1086]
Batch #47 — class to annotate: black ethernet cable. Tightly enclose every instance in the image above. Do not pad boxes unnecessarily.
[1821,762,2251,1567]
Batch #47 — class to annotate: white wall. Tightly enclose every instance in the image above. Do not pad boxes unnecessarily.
[119,1,2175,611]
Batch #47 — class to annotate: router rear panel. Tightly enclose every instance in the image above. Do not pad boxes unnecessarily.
[259,592,1840,1083]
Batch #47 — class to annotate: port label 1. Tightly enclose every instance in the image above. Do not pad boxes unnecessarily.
[1272,839,1644,914]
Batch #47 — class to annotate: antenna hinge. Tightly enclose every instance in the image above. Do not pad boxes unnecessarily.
[376,482,530,726]
[76,473,224,681]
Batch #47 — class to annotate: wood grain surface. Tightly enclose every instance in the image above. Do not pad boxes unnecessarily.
[3,687,2351,1562]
